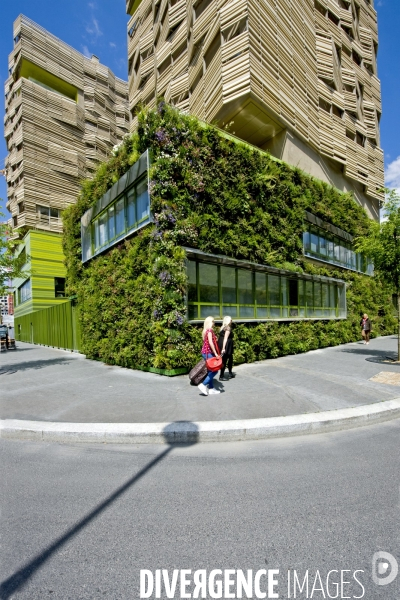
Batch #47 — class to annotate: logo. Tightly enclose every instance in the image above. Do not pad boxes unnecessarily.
[372,552,398,586]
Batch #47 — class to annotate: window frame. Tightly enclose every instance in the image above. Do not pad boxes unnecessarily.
[303,220,372,275]
[186,253,346,323]
[18,279,32,305]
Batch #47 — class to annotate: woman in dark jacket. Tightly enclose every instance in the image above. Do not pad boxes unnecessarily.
[360,313,371,344]
[218,316,235,381]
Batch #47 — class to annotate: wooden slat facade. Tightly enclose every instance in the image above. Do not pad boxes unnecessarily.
[126,0,384,216]
[4,15,129,237]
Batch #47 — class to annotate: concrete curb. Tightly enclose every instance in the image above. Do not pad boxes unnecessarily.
[1,398,400,444]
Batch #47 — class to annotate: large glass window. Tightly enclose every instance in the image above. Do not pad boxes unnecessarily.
[115,198,125,235]
[221,266,236,305]
[127,188,136,228]
[18,279,31,304]
[268,275,280,306]
[303,222,372,274]
[108,205,115,240]
[98,213,108,247]
[238,269,253,317]
[199,263,218,306]
[89,176,150,256]
[186,259,346,321]
[137,179,150,223]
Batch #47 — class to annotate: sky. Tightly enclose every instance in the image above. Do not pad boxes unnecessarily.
[0,0,399,217]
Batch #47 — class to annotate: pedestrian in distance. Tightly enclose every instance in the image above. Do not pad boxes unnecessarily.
[360,313,371,344]
[198,316,221,396]
[218,316,235,381]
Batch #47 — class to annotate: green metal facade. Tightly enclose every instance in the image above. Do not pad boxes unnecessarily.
[14,230,68,317]
[15,300,82,351]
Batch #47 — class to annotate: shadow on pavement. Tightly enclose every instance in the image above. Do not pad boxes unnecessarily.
[4,347,33,352]
[339,345,399,364]
[0,421,199,599]
[0,358,74,375]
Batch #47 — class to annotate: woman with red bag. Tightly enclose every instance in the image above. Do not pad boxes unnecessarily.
[198,316,222,396]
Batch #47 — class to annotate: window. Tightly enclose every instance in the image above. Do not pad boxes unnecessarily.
[341,25,353,39]
[158,56,172,76]
[319,98,331,113]
[356,131,365,147]
[204,34,221,69]
[315,1,326,16]
[128,21,139,38]
[37,205,61,223]
[193,0,213,20]
[166,22,184,43]
[186,258,346,320]
[352,50,362,66]
[190,70,203,95]
[140,46,154,61]
[328,11,339,25]
[139,73,151,90]
[303,222,372,274]
[54,278,66,298]
[82,151,150,262]
[89,176,150,255]
[222,18,247,43]
[172,41,187,62]
[18,279,31,304]
[332,105,344,118]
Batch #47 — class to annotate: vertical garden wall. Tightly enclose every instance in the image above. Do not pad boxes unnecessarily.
[63,103,396,371]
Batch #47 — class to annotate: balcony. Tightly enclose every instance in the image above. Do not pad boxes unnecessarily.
[36,214,63,233]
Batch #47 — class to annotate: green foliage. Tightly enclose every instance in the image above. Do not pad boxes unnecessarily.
[63,104,397,371]
[354,188,400,359]
[355,188,400,293]
[0,211,29,295]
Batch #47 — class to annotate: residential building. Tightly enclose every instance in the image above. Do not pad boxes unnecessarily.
[4,16,129,318]
[126,0,383,220]
[4,15,129,237]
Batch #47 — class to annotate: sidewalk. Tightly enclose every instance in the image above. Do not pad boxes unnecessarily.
[1,336,400,442]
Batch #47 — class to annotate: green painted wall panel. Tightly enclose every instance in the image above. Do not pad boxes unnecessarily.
[15,301,82,352]
[14,230,68,318]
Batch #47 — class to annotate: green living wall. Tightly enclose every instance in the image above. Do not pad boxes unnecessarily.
[63,103,396,371]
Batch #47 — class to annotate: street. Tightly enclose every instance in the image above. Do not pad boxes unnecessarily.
[1,419,399,599]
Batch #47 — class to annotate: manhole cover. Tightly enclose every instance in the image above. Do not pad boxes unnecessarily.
[370,371,400,386]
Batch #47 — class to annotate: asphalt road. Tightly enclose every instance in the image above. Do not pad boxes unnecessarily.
[1,420,399,600]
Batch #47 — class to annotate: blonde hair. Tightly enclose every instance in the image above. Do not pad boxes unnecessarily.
[202,316,215,339]
[221,315,232,331]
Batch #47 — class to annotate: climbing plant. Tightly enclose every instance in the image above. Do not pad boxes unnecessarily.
[63,103,396,371]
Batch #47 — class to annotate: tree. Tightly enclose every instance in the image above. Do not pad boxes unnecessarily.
[0,211,28,295]
[354,188,400,360]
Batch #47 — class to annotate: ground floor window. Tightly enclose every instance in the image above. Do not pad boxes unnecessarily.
[186,257,346,321]
[54,277,66,298]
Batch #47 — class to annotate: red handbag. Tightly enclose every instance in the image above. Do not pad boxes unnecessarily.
[206,356,223,372]
[206,338,222,372]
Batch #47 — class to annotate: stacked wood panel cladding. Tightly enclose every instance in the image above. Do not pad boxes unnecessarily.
[126,0,383,206]
[4,16,129,236]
